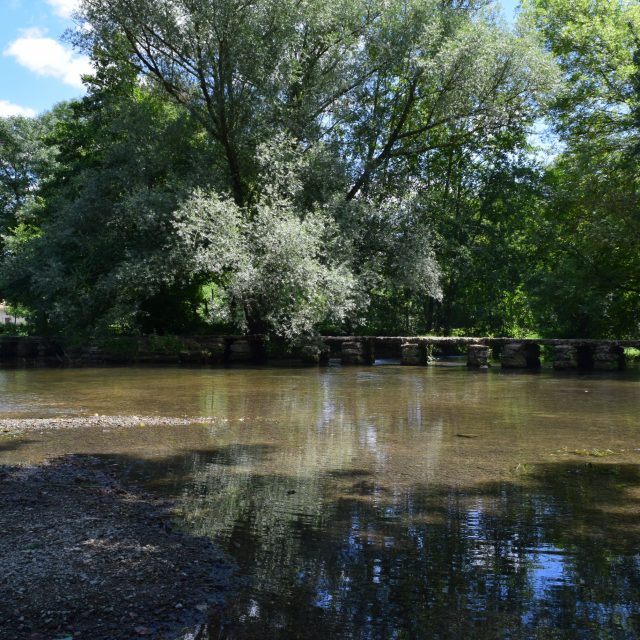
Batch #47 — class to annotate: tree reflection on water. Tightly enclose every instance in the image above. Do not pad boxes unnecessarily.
[125,447,640,639]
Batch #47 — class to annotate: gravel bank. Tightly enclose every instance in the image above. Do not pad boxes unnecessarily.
[0,415,226,436]
[0,455,235,640]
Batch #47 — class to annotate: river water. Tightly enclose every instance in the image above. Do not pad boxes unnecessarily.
[1,364,640,638]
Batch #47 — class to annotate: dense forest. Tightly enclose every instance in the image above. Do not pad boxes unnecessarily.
[0,0,638,343]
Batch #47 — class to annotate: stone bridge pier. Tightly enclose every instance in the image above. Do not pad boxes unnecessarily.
[326,336,633,372]
[400,342,430,365]
[592,344,626,370]
[500,342,541,369]
[552,343,625,371]
[0,334,634,371]
[466,344,491,368]
[340,339,375,365]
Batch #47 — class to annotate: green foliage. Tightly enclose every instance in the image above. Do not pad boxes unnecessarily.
[2,0,637,340]
[522,0,640,337]
[1,85,217,335]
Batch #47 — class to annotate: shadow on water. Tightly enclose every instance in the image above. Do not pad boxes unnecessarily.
[91,443,280,491]
[0,438,37,453]
[86,447,640,640]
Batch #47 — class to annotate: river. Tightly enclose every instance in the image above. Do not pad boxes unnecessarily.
[1,363,640,638]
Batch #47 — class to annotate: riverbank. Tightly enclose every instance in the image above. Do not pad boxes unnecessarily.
[0,455,235,640]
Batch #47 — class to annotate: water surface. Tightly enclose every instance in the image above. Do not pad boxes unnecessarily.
[1,365,640,638]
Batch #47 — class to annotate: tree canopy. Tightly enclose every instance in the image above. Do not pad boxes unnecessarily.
[0,0,638,341]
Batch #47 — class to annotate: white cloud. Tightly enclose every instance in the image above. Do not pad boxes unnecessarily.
[4,28,92,89]
[0,100,37,118]
[46,0,80,19]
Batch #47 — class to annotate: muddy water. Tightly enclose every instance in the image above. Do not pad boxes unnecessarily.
[2,364,640,638]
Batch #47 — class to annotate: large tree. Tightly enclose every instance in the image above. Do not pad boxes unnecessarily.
[76,0,554,204]
[2,0,557,339]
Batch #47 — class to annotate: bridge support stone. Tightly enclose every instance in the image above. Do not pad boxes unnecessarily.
[179,349,210,365]
[401,342,428,365]
[553,344,579,370]
[178,336,226,365]
[501,342,540,369]
[467,344,491,368]
[592,344,625,371]
[225,336,269,364]
[229,338,251,363]
[0,337,18,360]
[205,337,227,364]
[341,339,374,365]
[300,344,330,365]
[16,337,39,359]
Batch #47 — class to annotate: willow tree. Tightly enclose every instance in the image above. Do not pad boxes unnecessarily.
[76,0,373,205]
[75,0,555,204]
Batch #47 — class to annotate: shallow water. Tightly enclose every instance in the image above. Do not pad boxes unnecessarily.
[2,364,640,638]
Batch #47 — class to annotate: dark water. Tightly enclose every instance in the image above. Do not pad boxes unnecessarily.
[1,365,640,638]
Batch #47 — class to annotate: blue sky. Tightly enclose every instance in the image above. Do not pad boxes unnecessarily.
[0,0,521,118]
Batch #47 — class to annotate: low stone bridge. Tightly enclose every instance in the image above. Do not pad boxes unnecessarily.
[321,336,640,371]
[0,334,637,371]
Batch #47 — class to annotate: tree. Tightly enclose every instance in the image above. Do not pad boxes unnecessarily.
[0,113,60,240]
[2,0,558,340]
[1,84,222,334]
[76,0,555,202]
[524,0,640,337]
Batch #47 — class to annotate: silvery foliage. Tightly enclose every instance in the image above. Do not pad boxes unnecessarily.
[228,202,358,341]
[171,136,359,342]
[330,193,442,308]
[380,196,443,300]
[171,188,243,277]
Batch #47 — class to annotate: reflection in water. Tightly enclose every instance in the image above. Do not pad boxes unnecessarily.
[1,365,640,637]
[170,460,640,639]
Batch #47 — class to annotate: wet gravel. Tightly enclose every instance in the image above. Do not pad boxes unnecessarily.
[0,455,235,640]
[0,415,225,436]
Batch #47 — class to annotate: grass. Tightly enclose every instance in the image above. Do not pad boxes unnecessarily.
[572,448,616,458]
[625,347,640,362]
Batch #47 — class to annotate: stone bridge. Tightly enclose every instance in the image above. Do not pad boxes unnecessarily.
[322,336,640,371]
[0,334,637,371]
